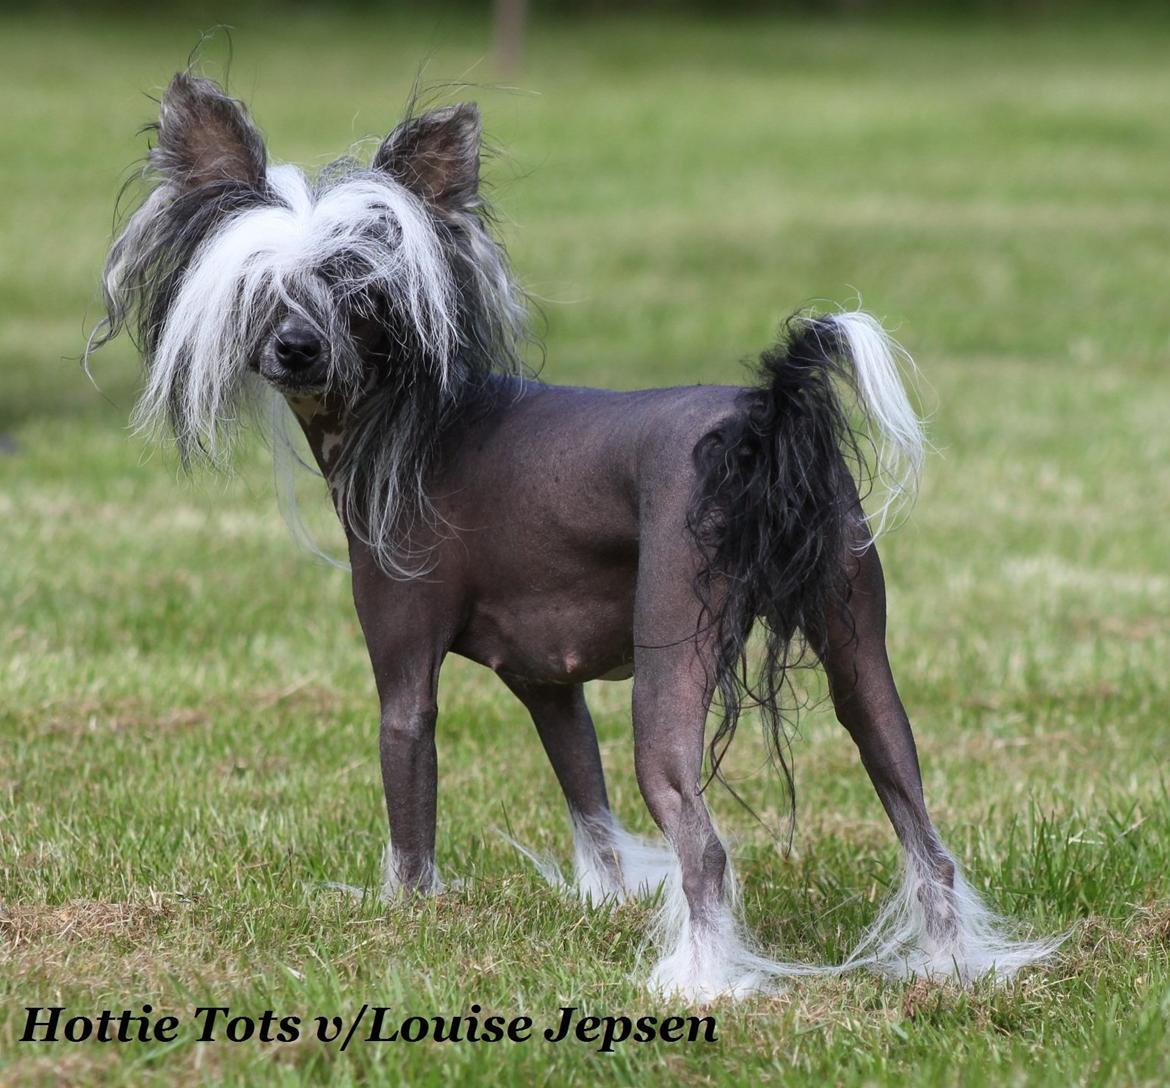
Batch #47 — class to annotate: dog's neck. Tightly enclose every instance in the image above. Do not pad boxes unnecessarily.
[284,394,348,480]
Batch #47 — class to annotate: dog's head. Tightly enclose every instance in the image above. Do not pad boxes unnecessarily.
[94,73,525,461]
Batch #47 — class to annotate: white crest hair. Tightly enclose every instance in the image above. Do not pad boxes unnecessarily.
[92,99,529,577]
[127,163,459,459]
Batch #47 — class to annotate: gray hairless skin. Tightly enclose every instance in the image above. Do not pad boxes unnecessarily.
[292,374,930,937]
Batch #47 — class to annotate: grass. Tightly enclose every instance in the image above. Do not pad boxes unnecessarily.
[2,8,1169,1086]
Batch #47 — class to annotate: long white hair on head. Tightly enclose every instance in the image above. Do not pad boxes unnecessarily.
[90,76,530,575]
[128,163,458,461]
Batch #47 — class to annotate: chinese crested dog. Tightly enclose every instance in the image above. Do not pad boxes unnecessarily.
[90,73,1058,1001]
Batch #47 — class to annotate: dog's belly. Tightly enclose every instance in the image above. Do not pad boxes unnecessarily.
[452,579,637,685]
[434,379,746,687]
[597,662,635,681]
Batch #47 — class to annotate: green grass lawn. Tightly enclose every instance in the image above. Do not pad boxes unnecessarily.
[2,9,1169,1086]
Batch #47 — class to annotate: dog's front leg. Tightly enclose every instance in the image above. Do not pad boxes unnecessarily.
[351,553,451,897]
[378,688,441,895]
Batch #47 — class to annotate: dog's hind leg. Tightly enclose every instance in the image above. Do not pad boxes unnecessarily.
[503,680,622,898]
[631,636,815,1001]
[824,542,1059,981]
[502,680,675,902]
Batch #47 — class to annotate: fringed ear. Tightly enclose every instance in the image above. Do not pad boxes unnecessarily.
[152,72,267,190]
[373,103,482,215]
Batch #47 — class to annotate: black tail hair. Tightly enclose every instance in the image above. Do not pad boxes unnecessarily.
[687,315,876,843]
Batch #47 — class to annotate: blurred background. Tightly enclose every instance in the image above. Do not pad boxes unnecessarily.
[2,5,1169,1084]
[6,1,1170,419]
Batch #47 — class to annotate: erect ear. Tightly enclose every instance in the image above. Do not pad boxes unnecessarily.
[152,72,267,190]
[372,103,482,215]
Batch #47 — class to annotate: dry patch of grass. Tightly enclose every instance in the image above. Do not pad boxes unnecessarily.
[0,894,178,950]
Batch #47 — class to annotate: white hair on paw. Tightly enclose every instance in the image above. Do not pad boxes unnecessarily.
[381,840,445,898]
[507,822,811,1001]
[316,841,454,900]
[496,811,676,904]
[843,842,1064,983]
[502,816,839,1000]
[571,813,678,903]
[494,827,571,890]
[502,814,1057,998]
[643,847,838,1003]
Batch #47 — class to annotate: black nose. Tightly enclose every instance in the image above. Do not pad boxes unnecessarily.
[274,326,322,371]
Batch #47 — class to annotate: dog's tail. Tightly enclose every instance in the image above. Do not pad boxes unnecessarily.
[687,311,925,835]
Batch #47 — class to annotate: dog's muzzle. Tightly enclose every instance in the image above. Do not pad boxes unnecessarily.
[259,316,329,390]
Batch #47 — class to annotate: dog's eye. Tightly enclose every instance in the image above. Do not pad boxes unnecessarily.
[349,314,389,352]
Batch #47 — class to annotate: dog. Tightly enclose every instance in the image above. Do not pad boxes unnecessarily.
[89,72,1057,1001]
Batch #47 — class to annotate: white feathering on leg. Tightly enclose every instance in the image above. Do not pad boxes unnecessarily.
[642,844,840,1003]
[497,811,676,903]
[571,813,678,903]
[380,840,445,899]
[842,843,1064,982]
